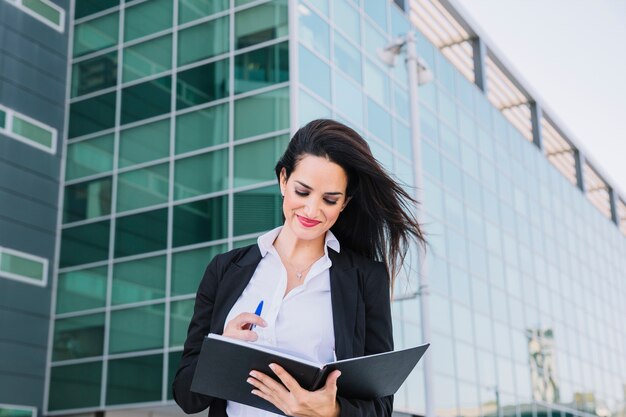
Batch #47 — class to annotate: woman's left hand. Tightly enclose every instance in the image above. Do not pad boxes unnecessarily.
[247,363,341,417]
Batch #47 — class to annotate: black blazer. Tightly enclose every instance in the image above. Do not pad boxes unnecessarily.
[172,244,394,417]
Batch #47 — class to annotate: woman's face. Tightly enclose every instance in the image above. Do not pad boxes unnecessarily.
[280,154,349,243]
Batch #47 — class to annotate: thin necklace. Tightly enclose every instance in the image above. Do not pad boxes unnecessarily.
[276,251,321,280]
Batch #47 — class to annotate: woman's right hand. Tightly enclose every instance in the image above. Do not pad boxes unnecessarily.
[223,312,267,341]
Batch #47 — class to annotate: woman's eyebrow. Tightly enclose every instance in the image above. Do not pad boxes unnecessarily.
[295,180,344,195]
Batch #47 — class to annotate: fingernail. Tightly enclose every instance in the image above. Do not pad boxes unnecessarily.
[268,363,276,370]
[249,371,257,378]
[246,378,253,384]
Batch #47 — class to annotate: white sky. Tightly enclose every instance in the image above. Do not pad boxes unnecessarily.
[452,0,626,197]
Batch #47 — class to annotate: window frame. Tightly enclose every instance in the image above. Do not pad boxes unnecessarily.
[4,0,65,32]
[0,246,48,287]
[0,104,58,154]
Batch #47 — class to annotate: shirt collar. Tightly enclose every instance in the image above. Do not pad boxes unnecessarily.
[257,226,341,257]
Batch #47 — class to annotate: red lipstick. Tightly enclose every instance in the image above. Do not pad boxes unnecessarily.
[297,215,321,228]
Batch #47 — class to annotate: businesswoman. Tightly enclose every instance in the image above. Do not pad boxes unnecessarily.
[173,119,425,417]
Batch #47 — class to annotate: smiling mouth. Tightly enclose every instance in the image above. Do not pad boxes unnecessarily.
[297,215,321,228]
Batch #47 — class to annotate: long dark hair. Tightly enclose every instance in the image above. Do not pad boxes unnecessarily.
[274,119,425,289]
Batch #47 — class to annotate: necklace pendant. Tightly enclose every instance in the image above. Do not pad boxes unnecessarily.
[296,272,302,279]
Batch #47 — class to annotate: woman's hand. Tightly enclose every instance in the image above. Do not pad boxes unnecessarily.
[247,363,341,417]
[223,312,267,341]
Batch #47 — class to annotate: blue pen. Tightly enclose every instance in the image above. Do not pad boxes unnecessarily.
[249,300,264,331]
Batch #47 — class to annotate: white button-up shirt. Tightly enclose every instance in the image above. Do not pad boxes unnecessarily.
[224,226,339,417]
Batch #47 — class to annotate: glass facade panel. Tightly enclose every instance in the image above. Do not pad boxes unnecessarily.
[299,45,330,102]
[68,92,116,138]
[175,103,228,154]
[106,354,162,405]
[63,177,112,223]
[22,0,60,25]
[333,0,360,43]
[52,313,104,361]
[334,31,361,83]
[0,109,5,128]
[121,76,172,125]
[112,255,166,305]
[234,135,288,187]
[60,220,110,268]
[75,0,119,20]
[0,406,34,417]
[235,0,288,49]
[235,41,289,94]
[114,209,167,258]
[171,244,226,296]
[116,163,169,212]
[0,251,44,282]
[179,0,228,24]
[56,266,107,314]
[298,4,329,58]
[170,299,194,347]
[364,0,387,31]
[174,149,228,199]
[299,89,332,123]
[167,351,181,400]
[176,60,228,110]
[233,185,282,236]
[234,87,289,140]
[124,0,172,42]
[119,119,170,168]
[334,71,363,126]
[71,51,117,97]
[364,60,390,106]
[367,98,392,144]
[73,13,118,57]
[48,362,102,410]
[109,304,164,353]
[123,35,172,83]
[11,115,53,149]
[173,196,228,247]
[178,16,229,66]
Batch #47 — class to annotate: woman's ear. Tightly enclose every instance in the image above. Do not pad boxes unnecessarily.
[279,168,287,196]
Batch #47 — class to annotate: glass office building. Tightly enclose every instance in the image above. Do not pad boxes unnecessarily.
[0,0,624,416]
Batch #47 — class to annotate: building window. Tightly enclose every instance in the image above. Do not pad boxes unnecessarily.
[0,247,48,287]
[0,104,57,154]
[4,0,65,32]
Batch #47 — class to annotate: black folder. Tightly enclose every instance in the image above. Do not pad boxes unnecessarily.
[191,333,429,415]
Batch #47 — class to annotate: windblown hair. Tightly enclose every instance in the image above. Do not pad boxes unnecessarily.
[275,119,425,290]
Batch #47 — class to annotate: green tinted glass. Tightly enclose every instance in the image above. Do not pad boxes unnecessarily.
[114,208,168,257]
[109,304,164,353]
[124,0,172,42]
[178,16,229,66]
[63,177,112,223]
[71,51,117,97]
[60,220,110,268]
[66,134,114,180]
[23,0,61,24]
[174,149,228,200]
[0,251,44,281]
[299,45,330,102]
[0,109,6,128]
[175,103,228,154]
[234,41,288,94]
[176,60,228,110]
[233,237,257,248]
[48,362,102,411]
[116,163,169,212]
[170,299,194,347]
[73,12,118,57]
[52,313,105,361]
[171,244,225,296]
[299,89,331,123]
[234,87,289,140]
[106,354,162,405]
[179,0,228,24]
[123,35,172,82]
[75,0,119,20]
[112,255,166,305]
[12,115,53,149]
[173,196,227,247]
[0,406,33,417]
[234,185,282,236]
[234,135,288,187]
[167,351,182,400]
[119,120,169,168]
[121,76,172,125]
[299,3,329,57]
[56,266,107,314]
[235,0,288,49]
[69,92,116,138]
[334,31,361,83]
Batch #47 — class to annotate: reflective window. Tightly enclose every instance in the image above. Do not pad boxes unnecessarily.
[299,89,332,124]
[333,31,361,84]
[364,60,390,106]
[176,60,228,110]
[112,256,166,305]
[334,71,363,126]
[393,85,409,121]
[235,0,288,49]
[299,4,329,58]
[178,16,229,66]
[106,354,162,405]
[333,0,359,44]
[366,98,391,144]
[234,135,288,188]
[305,0,328,16]
[124,0,172,42]
[60,220,110,268]
[171,244,226,296]
[109,304,165,353]
[0,247,46,286]
[364,0,387,31]
[234,186,282,236]
[0,109,5,128]
[167,351,181,400]
[234,87,289,140]
[174,149,228,199]
[64,177,112,222]
[121,76,172,125]
[0,405,35,417]
[48,362,102,410]
[73,13,118,57]
[53,313,104,361]
[117,163,169,212]
[75,0,119,20]
[437,89,458,130]
[71,51,117,97]
[173,196,228,247]
[299,46,330,102]
[394,119,411,155]
[119,119,170,168]
[441,156,463,197]
[170,299,195,347]
[420,105,439,143]
[123,35,172,82]
[440,123,460,162]
[179,0,228,24]
[175,103,228,154]
[235,41,289,94]
[68,92,116,138]
[363,20,387,60]
[56,266,107,314]
[421,140,441,181]
[114,208,168,257]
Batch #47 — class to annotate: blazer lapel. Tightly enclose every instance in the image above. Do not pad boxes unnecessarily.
[329,249,359,360]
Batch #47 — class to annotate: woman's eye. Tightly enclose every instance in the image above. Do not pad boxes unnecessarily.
[324,199,338,205]
[295,190,308,197]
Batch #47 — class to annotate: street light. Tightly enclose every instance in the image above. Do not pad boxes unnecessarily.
[378,30,435,417]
